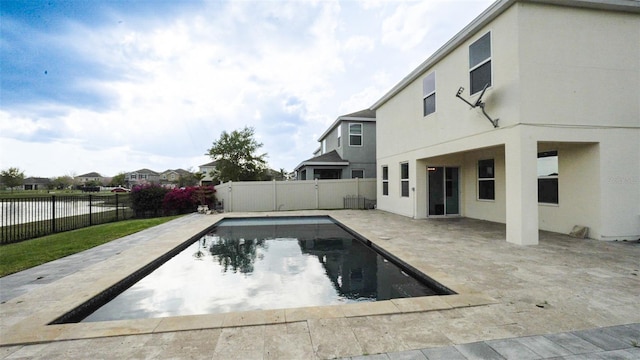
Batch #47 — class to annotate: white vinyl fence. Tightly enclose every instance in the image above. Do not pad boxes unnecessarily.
[214,178,376,212]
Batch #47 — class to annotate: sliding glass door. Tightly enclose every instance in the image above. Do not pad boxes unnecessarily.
[428,167,459,216]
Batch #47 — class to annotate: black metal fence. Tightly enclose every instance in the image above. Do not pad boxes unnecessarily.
[0,194,134,244]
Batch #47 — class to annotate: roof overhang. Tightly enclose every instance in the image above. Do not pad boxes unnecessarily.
[294,161,349,172]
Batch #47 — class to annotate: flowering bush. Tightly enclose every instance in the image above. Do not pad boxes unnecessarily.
[162,186,216,215]
[130,184,170,217]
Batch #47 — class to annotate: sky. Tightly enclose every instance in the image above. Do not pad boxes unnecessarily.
[1,0,495,179]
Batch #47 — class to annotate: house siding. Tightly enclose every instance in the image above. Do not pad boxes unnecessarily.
[375,2,639,243]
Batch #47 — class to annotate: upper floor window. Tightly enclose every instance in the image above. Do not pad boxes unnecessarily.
[469,32,492,95]
[130,174,137,179]
[351,169,364,179]
[423,72,436,116]
[538,151,558,204]
[349,123,362,146]
[478,159,495,200]
[400,162,409,197]
[337,126,341,147]
[382,166,389,196]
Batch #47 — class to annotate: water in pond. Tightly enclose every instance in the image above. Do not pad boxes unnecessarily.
[81,217,443,322]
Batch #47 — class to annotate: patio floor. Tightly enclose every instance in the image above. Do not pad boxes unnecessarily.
[1,210,638,359]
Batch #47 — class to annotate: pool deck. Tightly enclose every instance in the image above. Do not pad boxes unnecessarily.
[1,210,638,359]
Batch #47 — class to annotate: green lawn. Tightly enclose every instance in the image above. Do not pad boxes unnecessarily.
[0,216,182,277]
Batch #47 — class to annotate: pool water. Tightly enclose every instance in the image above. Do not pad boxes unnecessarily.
[77,217,451,322]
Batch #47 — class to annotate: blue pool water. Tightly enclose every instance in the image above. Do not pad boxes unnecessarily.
[63,216,452,323]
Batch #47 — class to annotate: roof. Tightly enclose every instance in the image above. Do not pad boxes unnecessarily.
[294,150,349,171]
[199,161,218,167]
[130,168,159,175]
[318,109,376,142]
[162,169,191,175]
[23,177,51,184]
[370,0,640,110]
[77,172,102,178]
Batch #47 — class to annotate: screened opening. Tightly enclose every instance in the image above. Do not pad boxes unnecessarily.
[538,151,558,204]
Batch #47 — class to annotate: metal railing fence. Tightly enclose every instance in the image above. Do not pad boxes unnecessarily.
[0,194,134,244]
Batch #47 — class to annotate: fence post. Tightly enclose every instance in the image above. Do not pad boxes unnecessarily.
[228,181,233,212]
[89,194,93,226]
[315,179,319,209]
[51,195,56,234]
[115,193,119,221]
[273,179,277,211]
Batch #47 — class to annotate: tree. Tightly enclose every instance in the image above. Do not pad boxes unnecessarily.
[51,175,74,190]
[206,127,268,182]
[0,167,25,192]
[109,172,127,187]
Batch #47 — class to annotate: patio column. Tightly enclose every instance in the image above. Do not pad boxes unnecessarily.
[505,134,539,245]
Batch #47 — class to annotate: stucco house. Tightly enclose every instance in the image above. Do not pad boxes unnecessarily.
[198,161,218,185]
[295,109,376,180]
[125,169,160,186]
[22,177,51,191]
[76,172,104,185]
[371,0,639,245]
[160,169,191,184]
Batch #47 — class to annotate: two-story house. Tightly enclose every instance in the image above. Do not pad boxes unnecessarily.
[198,161,218,185]
[125,169,160,187]
[76,172,104,185]
[160,169,191,184]
[295,109,376,180]
[371,0,639,245]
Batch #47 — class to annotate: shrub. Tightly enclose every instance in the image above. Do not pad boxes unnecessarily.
[162,186,216,215]
[130,184,170,217]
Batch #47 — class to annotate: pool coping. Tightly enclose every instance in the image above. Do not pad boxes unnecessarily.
[0,212,497,346]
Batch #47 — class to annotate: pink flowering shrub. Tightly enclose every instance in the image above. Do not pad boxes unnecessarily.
[162,186,216,215]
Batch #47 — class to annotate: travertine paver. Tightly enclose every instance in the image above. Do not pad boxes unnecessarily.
[1,210,639,359]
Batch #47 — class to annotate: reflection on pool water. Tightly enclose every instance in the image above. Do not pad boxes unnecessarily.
[81,217,447,322]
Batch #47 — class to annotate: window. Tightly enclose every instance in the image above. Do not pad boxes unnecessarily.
[423,72,436,116]
[400,162,409,197]
[321,139,326,154]
[469,32,492,95]
[337,126,341,147]
[349,123,362,146]
[140,174,147,179]
[478,159,495,200]
[382,166,389,196]
[538,151,558,204]
[130,174,137,179]
[351,169,364,179]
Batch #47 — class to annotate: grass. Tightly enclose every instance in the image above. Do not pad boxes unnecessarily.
[0,216,182,277]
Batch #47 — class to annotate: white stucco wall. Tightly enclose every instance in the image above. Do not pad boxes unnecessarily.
[375,2,640,241]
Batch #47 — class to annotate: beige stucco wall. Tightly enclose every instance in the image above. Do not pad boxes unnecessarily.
[375,2,640,241]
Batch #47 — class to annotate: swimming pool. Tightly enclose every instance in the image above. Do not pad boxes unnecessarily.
[53,216,454,323]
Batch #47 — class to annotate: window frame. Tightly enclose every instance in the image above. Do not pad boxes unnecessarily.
[382,166,389,196]
[351,169,364,179]
[423,71,436,116]
[469,32,492,95]
[400,162,409,197]
[349,123,363,147]
[538,151,559,205]
[477,159,495,201]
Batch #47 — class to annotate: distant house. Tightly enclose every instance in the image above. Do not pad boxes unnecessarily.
[22,177,51,191]
[295,109,376,180]
[125,169,160,187]
[198,161,218,185]
[76,172,104,185]
[370,0,639,244]
[160,169,191,184]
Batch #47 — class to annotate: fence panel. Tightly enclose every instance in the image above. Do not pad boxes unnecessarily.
[215,178,376,213]
[0,194,134,244]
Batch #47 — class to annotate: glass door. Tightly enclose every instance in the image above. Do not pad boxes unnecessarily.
[428,166,459,216]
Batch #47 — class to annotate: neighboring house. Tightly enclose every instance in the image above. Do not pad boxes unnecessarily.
[160,169,191,184]
[295,109,376,180]
[23,177,51,190]
[76,172,104,185]
[370,0,639,245]
[125,169,160,186]
[198,161,218,185]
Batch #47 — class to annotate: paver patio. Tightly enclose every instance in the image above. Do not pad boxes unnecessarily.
[1,210,638,359]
